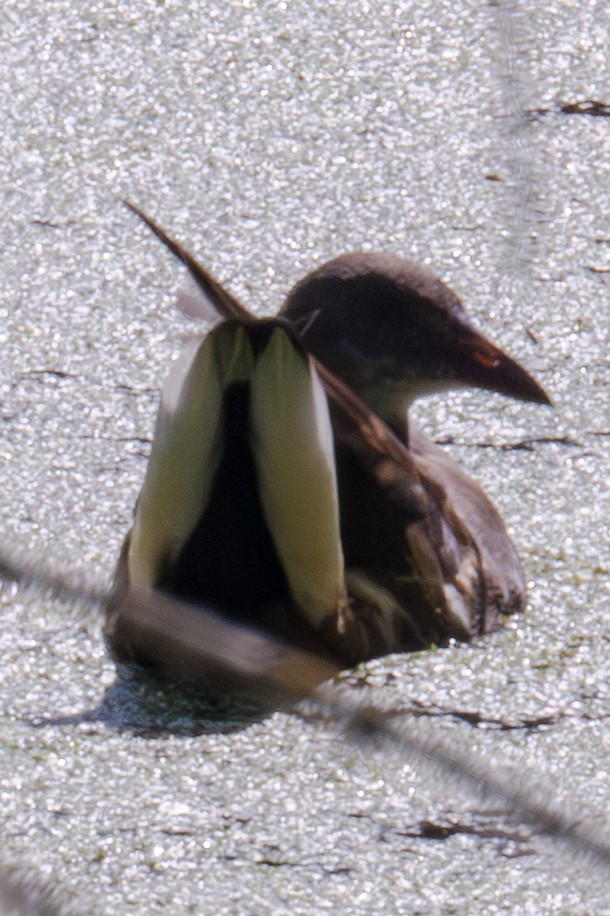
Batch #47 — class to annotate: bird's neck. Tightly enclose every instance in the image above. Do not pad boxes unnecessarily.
[357,383,413,448]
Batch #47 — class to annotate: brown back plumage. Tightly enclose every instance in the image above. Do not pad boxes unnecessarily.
[107,210,549,674]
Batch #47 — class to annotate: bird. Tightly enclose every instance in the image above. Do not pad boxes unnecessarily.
[280,253,551,654]
[281,252,549,444]
[105,207,550,678]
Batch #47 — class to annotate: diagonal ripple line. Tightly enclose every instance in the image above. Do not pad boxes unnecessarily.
[0,551,108,609]
[2,549,610,877]
[326,700,610,875]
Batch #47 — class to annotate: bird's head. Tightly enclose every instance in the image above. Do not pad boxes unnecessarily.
[281,252,550,439]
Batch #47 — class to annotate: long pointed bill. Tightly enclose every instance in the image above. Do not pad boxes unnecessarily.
[455,330,552,405]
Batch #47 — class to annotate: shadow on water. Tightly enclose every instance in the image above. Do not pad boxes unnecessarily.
[25,663,278,737]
